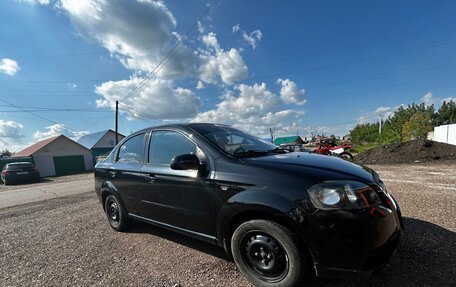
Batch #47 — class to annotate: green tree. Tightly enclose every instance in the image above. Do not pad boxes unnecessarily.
[433,100,456,126]
[349,123,379,144]
[381,103,434,143]
[402,111,433,140]
[0,149,13,157]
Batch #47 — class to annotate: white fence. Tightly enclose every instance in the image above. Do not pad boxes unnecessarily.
[434,124,456,145]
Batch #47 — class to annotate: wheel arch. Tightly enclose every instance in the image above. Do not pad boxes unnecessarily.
[100,181,128,215]
[219,206,308,261]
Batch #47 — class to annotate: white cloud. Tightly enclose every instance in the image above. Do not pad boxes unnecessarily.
[199,32,248,85]
[277,78,306,105]
[217,48,248,85]
[192,81,305,136]
[16,0,50,5]
[0,120,24,139]
[196,80,205,90]
[301,124,354,138]
[357,106,399,124]
[57,0,198,78]
[422,92,455,106]
[95,77,201,119]
[441,97,456,103]
[0,58,20,76]
[33,124,89,141]
[197,21,205,34]
[54,0,249,119]
[0,120,26,152]
[421,92,434,106]
[232,24,262,50]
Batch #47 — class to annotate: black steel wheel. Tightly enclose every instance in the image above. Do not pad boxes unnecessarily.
[104,194,130,232]
[231,220,306,287]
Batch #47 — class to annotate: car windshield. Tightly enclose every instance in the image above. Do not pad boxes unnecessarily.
[191,124,283,157]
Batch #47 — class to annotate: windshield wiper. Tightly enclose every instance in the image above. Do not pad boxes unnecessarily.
[267,147,290,154]
[232,150,269,157]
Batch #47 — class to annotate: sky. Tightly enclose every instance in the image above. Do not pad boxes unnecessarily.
[1,0,456,152]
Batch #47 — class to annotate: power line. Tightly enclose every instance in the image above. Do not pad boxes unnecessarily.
[303,57,456,90]
[2,22,455,86]
[309,72,456,101]
[118,0,223,104]
[242,36,456,83]
[246,22,456,68]
[0,98,103,141]
[0,109,112,113]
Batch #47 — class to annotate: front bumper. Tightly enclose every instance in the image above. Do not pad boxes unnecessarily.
[303,198,403,278]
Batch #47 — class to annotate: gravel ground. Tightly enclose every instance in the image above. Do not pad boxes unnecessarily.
[0,163,455,287]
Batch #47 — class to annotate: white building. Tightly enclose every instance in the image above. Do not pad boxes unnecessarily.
[13,135,93,177]
[433,124,456,146]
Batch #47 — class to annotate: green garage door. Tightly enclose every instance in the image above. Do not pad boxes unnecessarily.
[53,155,86,176]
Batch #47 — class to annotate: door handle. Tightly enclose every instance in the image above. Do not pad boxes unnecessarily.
[108,171,116,178]
[143,174,156,182]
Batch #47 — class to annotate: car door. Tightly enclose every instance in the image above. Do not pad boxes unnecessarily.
[107,132,147,215]
[139,130,216,237]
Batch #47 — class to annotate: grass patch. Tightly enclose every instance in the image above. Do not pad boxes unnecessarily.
[351,142,382,154]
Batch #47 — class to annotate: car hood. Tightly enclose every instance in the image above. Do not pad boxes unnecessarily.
[244,152,376,183]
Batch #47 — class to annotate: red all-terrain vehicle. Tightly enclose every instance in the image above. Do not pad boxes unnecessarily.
[314,139,354,161]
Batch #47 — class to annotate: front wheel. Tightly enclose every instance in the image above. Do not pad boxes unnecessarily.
[104,194,130,232]
[231,220,306,287]
[339,152,354,161]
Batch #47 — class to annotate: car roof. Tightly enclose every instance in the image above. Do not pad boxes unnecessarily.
[130,123,231,136]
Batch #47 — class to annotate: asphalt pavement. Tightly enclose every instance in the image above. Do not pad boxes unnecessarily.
[0,174,93,209]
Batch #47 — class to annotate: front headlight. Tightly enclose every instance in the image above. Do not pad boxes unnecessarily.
[307,180,381,210]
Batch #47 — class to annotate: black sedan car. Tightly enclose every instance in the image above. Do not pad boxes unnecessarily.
[1,162,40,185]
[95,123,402,287]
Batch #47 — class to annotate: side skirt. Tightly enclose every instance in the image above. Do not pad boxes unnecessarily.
[128,213,218,245]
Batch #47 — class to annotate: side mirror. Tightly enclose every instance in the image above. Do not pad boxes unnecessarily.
[170,153,203,170]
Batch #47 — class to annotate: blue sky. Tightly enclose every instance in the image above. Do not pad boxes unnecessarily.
[1,0,456,152]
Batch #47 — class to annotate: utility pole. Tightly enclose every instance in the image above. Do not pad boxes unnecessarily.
[379,116,382,135]
[269,128,274,143]
[115,100,119,145]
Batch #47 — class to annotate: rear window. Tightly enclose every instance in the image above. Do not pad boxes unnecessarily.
[6,163,34,170]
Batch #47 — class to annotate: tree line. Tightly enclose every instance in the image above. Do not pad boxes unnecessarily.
[350,100,456,145]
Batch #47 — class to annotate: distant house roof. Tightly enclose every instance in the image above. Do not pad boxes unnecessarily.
[13,134,91,157]
[11,136,60,157]
[77,129,124,150]
[274,136,304,145]
[13,136,60,157]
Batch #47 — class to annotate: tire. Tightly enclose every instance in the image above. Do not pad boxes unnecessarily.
[104,194,130,232]
[231,220,306,287]
[339,152,354,161]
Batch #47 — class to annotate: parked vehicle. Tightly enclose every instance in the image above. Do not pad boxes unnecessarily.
[313,139,354,161]
[1,162,40,185]
[95,123,402,287]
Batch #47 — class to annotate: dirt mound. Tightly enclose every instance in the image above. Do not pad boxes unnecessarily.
[354,139,456,164]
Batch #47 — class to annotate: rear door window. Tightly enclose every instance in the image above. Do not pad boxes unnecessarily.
[117,133,145,163]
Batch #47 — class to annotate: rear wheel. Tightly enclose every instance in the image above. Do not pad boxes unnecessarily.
[231,220,306,287]
[339,152,354,161]
[104,194,130,232]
